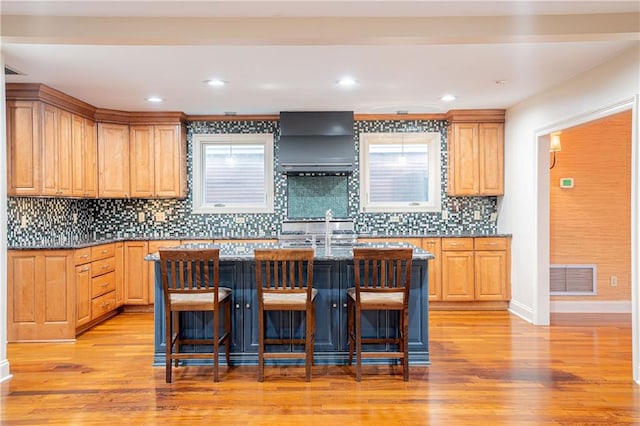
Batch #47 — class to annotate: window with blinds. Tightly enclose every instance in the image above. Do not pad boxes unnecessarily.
[192,133,274,213]
[359,132,441,212]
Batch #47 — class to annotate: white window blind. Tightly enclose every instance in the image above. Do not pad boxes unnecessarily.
[360,132,441,212]
[193,133,274,214]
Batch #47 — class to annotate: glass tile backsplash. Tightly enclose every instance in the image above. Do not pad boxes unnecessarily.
[7,118,498,247]
[288,175,348,219]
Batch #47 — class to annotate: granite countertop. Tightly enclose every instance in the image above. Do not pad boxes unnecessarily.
[144,241,435,262]
[7,233,511,250]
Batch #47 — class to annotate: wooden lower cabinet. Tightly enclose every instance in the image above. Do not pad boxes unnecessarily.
[75,243,121,334]
[422,238,442,301]
[115,242,125,307]
[474,238,511,301]
[441,238,475,301]
[7,250,75,341]
[436,237,511,308]
[124,241,149,305]
[75,248,92,328]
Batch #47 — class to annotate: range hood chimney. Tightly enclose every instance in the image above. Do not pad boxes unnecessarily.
[278,111,355,174]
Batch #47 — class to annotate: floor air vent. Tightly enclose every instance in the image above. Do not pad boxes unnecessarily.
[550,265,597,295]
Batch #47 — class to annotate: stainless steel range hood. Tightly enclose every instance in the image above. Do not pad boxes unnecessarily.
[278,111,355,174]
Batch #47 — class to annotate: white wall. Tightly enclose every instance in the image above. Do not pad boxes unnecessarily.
[1,53,12,383]
[501,45,640,383]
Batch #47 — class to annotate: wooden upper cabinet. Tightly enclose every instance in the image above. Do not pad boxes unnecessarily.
[84,119,98,197]
[478,123,504,195]
[129,125,155,197]
[57,108,73,196]
[154,124,186,198]
[98,122,130,198]
[71,114,97,198]
[448,122,479,196]
[447,110,505,196]
[41,103,59,196]
[6,97,97,198]
[71,113,86,197]
[7,101,41,196]
[129,124,186,198]
[42,105,73,197]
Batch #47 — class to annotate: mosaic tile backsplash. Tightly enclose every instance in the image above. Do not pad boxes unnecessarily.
[7,118,498,247]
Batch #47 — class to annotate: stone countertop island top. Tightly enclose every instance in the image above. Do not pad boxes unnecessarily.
[145,241,434,262]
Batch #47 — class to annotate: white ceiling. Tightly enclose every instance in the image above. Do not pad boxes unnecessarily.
[2,1,639,115]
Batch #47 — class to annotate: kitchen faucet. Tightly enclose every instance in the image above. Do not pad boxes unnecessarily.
[325,209,332,248]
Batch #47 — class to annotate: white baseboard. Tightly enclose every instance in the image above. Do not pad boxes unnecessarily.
[508,300,534,323]
[550,300,632,313]
[0,359,12,384]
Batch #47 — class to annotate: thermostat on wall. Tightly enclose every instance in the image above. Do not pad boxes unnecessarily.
[560,178,574,188]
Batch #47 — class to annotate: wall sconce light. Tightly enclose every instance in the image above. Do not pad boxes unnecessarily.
[549,132,562,169]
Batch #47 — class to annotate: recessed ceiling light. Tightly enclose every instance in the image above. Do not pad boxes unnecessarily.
[146,96,163,103]
[206,79,227,87]
[337,77,357,87]
[440,94,456,102]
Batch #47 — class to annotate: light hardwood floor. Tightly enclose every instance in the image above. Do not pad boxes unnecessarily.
[1,311,638,425]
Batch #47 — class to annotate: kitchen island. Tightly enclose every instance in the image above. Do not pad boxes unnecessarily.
[146,241,433,366]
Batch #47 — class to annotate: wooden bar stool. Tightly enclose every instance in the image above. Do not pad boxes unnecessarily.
[347,248,413,381]
[159,248,232,383]
[254,249,316,382]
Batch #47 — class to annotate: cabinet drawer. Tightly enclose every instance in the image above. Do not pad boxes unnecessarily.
[92,290,116,320]
[75,248,92,265]
[91,243,116,262]
[91,257,115,277]
[474,238,508,251]
[92,271,115,297]
[442,238,473,251]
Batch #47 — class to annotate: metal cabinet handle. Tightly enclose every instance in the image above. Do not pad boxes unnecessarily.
[245,304,251,309]
[235,304,240,309]
[80,267,89,272]
[332,303,337,308]
[101,283,109,288]
[343,303,347,308]
[81,254,89,259]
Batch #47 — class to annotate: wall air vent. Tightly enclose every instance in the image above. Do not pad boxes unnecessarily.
[550,264,597,295]
[4,66,23,75]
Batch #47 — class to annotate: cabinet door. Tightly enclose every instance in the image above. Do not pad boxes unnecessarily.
[98,122,130,197]
[478,122,504,195]
[41,103,59,196]
[75,263,92,327]
[7,101,41,196]
[7,250,75,341]
[422,238,442,301]
[154,124,185,197]
[448,122,479,196]
[114,242,125,307]
[71,113,85,197]
[124,241,149,304]
[441,250,475,301]
[147,240,182,304]
[129,125,155,197]
[84,119,98,197]
[475,250,509,301]
[57,109,73,196]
